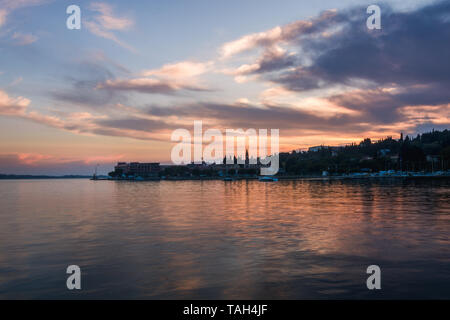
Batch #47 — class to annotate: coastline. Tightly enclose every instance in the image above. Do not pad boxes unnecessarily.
[2,173,449,181]
[104,173,450,182]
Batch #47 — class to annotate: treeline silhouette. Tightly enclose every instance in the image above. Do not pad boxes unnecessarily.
[281,129,450,175]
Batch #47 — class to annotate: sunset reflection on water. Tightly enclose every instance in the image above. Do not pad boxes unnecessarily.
[0,178,449,299]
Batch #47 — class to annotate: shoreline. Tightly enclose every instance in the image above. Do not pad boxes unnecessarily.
[104,174,450,182]
[2,173,449,181]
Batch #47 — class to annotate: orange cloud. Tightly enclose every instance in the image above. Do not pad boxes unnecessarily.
[11,32,37,45]
[0,9,7,26]
[89,2,133,30]
[17,153,52,165]
[0,90,30,115]
[220,9,337,58]
[85,2,135,52]
[4,152,124,166]
[141,61,213,79]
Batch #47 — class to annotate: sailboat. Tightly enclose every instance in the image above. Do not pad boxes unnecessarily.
[90,164,99,180]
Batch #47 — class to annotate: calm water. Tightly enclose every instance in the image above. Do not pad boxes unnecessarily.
[0,178,449,299]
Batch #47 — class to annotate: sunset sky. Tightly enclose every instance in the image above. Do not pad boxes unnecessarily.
[0,0,449,174]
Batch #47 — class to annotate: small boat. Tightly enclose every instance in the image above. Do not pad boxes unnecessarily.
[223,177,234,181]
[259,176,278,182]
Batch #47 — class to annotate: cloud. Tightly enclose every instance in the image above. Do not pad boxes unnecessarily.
[0,9,7,26]
[0,0,51,27]
[223,1,450,89]
[220,26,283,58]
[0,87,177,142]
[0,152,123,175]
[227,47,296,78]
[328,84,450,124]
[141,98,449,140]
[8,76,23,86]
[85,2,135,52]
[95,117,175,132]
[2,84,360,142]
[95,60,214,97]
[219,9,338,58]
[14,153,52,165]
[1,1,448,155]
[89,2,133,30]
[302,3,450,89]
[0,89,30,115]
[0,0,50,10]
[95,60,216,95]
[2,81,447,152]
[85,21,135,52]
[89,50,131,74]
[11,31,37,45]
[143,101,365,134]
[97,77,211,95]
[51,59,126,107]
[141,61,213,80]
[220,1,450,131]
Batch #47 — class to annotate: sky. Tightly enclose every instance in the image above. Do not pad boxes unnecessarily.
[0,0,449,175]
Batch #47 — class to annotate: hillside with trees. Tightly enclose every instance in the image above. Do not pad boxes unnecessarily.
[280,129,450,175]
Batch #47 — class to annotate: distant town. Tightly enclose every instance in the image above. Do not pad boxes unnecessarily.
[104,129,450,181]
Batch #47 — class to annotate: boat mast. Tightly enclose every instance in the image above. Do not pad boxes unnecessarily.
[93,164,99,179]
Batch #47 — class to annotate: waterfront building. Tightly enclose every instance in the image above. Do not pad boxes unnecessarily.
[113,162,161,177]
